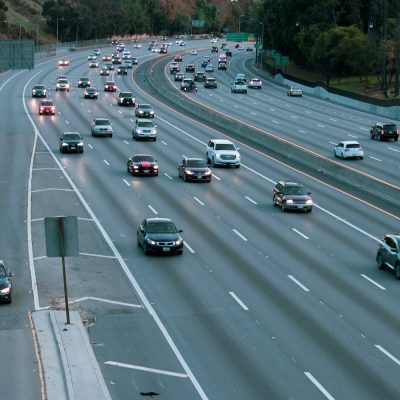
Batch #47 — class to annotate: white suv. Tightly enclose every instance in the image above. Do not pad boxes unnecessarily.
[206,139,240,168]
[334,140,364,160]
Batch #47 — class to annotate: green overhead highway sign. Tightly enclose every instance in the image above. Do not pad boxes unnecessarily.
[226,33,255,42]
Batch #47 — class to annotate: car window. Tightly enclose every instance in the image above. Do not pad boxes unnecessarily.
[384,237,396,248]
[347,143,361,149]
[187,160,206,168]
[138,121,154,127]
[133,155,153,162]
[64,133,81,140]
[95,119,109,125]
[147,222,177,233]
[284,186,306,195]
[0,264,6,277]
[383,124,397,132]
[215,143,235,150]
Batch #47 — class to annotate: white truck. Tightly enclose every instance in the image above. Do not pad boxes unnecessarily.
[231,80,247,94]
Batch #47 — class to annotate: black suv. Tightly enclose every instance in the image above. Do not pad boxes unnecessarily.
[376,234,400,278]
[273,181,313,212]
[32,85,47,98]
[117,91,135,106]
[59,132,84,153]
[370,123,399,141]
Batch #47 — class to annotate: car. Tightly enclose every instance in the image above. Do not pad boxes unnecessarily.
[100,67,110,76]
[135,103,155,118]
[39,99,56,115]
[246,46,253,52]
[92,49,100,56]
[111,39,119,45]
[174,72,185,81]
[151,47,159,53]
[117,65,128,75]
[248,78,262,89]
[0,260,14,304]
[231,80,248,93]
[218,61,227,70]
[83,87,99,99]
[159,46,168,54]
[131,57,139,65]
[105,63,115,70]
[185,64,195,73]
[234,43,240,49]
[376,234,400,279]
[133,43,142,49]
[273,181,313,212]
[211,46,218,53]
[127,154,159,176]
[58,59,70,66]
[205,64,214,73]
[112,56,122,65]
[59,132,84,153]
[87,54,97,61]
[287,87,303,97]
[178,157,212,182]
[102,54,112,61]
[89,60,99,68]
[117,44,125,52]
[190,50,198,56]
[370,122,399,141]
[225,50,232,57]
[124,60,133,69]
[221,43,227,49]
[178,41,186,47]
[122,51,131,59]
[238,46,245,51]
[201,60,209,68]
[117,91,135,106]
[194,72,206,82]
[132,119,157,141]
[218,54,227,62]
[137,218,184,255]
[206,139,240,167]
[78,77,91,88]
[235,73,246,82]
[180,78,197,92]
[169,62,180,74]
[32,84,47,98]
[210,38,218,43]
[91,117,113,137]
[334,141,364,160]
[204,77,217,89]
[104,81,117,92]
[56,78,70,91]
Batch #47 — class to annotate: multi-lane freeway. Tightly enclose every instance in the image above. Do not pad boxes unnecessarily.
[1,38,400,400]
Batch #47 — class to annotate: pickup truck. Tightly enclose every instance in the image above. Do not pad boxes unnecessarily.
[231,80,247,94]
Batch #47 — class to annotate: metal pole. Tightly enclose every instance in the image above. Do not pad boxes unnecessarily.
[56,18,59,55]
[58,218,70,325]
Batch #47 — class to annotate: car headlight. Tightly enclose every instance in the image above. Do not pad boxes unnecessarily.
[133,165,139,169]
[62,143,68,147]
[138,110,143,114]
[285,199,294,204]
[306,199,313,205]
[78,142,83,147]
[153,165,159,169]
[186,170,193,175]
[32,90,36,94]
[56,84,60,88]
[175,239,183,245]
[204,170,212,176]
[0,285,11,294]
[149,111,154,115]
[216,153,222,159]
[146,238,156,245]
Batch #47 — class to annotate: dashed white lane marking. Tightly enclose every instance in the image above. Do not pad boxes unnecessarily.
[245,196,258,205]
[388,147,400,152]
[270,108,276,111]
[329,118,337,122]
[161,140,168,146]
[233,105,239,109]
[290,115,298,119]
[123,179,130,186]
[118,110,122,114]
[164,173,173,180]
[359,127,369,131]
[88,109,92,113]
[31,188,74,193]
[70,297,142,308]
[305,110,311,114]
[251,112,256,116]
[103,159,110,166]
[193,197,205,206]
[184,241,195,254]
[32,167,59,171]
[104,361,188,378]
[329,141,337,145]
[375,345,400,366]
[88,144,93,149]
[369,156,382,162]
[304,372,335,400]
[317,124,325,128]
[130,118,134,122]
[148,205,158,214]
[272,120,279,124]
[229,291,249,311]
[348,134,358,138]
[65,120,70,125]
[123,140,129,145]
[288,275,310,292]
[212,174,221,180]
[298,129,307,134]
[292,228,309,239]
[233,229,247,241]
[361,274,386,290]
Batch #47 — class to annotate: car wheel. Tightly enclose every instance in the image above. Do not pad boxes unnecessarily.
[334,151,337,158]
[273,195,278,206]
[370,133,374,140]
[395,264,400,279]
[282,202,286,212]
[395,136,398,141]
[307,208,312,213]
[378,135,382,141]
[359,156,364,160]
[235,164,240,168]
[177,250,183,255]
[341,152,345,160]
[377,253,385,270]
[153,137,156,141]
[143,244,150,255]
[183,174,187,182]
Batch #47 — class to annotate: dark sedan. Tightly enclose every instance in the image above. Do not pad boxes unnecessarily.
[0,260,14,304]
[32,84,47,98]
[127,154,159,176]
[83,87,99,99]
[137,218,184,255]
[178,157,212,182]
[273,181,313,212]
[59,132,84,153]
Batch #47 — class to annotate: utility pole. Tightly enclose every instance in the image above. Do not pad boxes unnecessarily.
[395,0,400,96]
[381,0,388,96]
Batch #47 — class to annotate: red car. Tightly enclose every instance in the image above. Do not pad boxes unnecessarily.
[39,99,56,115]
[185,64,195,72]
[174,55,183,62]
[104,81,117,92]
[102,55,112,61]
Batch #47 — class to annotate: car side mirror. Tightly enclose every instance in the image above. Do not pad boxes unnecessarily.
[178,229,183,233]
[236,147,240,151]
[308,192,311,195]
[9,272,15,277]
[60,138,63,141]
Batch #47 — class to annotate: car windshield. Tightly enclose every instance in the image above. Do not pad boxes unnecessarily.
[186,159,206,168]
[64,133,81,140]
[95,119,109,125]
[80,78,89,81]
[138,122,154,127]
[87,88,96,92]
[207,79,216,82]
[42,101,53,106]
[147,222,177,233]
[383,124,397,132]
[120,93,132,98]
[59,80,68,84]
[105,82,115,85]
[284,186,306,195]
[215,143,235,150]
[347,143,361,149]
[133,155,154,162]
[139,105,152,109]
[34,85,45,89]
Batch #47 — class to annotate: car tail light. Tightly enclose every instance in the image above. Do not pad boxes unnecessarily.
[380,130,384,135]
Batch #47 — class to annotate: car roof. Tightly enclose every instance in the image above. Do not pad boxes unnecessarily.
[339,140,360,145]
[146,217,173,223]
[279,180,303,186]
[136,118,154,122]
[211,139,234,144]
[138,104,152,107]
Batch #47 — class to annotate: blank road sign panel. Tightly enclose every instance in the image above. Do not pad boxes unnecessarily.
[45,216,79,257]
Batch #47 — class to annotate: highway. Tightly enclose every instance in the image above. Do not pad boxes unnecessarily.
[1,39,400,400]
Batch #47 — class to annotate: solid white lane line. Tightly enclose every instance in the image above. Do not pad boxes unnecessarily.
[161,140,168,146]
[375,345,400,366]
[288,275,310,292]
[245,196,258,205]
[31,188,74,193]
[361,274,386,290]
[70,297,142,308]
[164,173,173,180]
[229,291,249,311]
[233,229,247,241]
[32,167,59,171]
[79,252,117,259]
[65,120,70,125]
[103,159,110,166]
[104,361,188,378]
[148,205,158,214]
[304,372,335,400]
[298,129,307,134]
[388,147,400,152]
[329,141,337,145]
[123,179,130,186]
[193,197,205,206]
[123,140,129,145]
[369,156,382,162]
[87,144,93,149]
[184,241,195,254]
[212,174,221,180]
[292,228,309,239]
